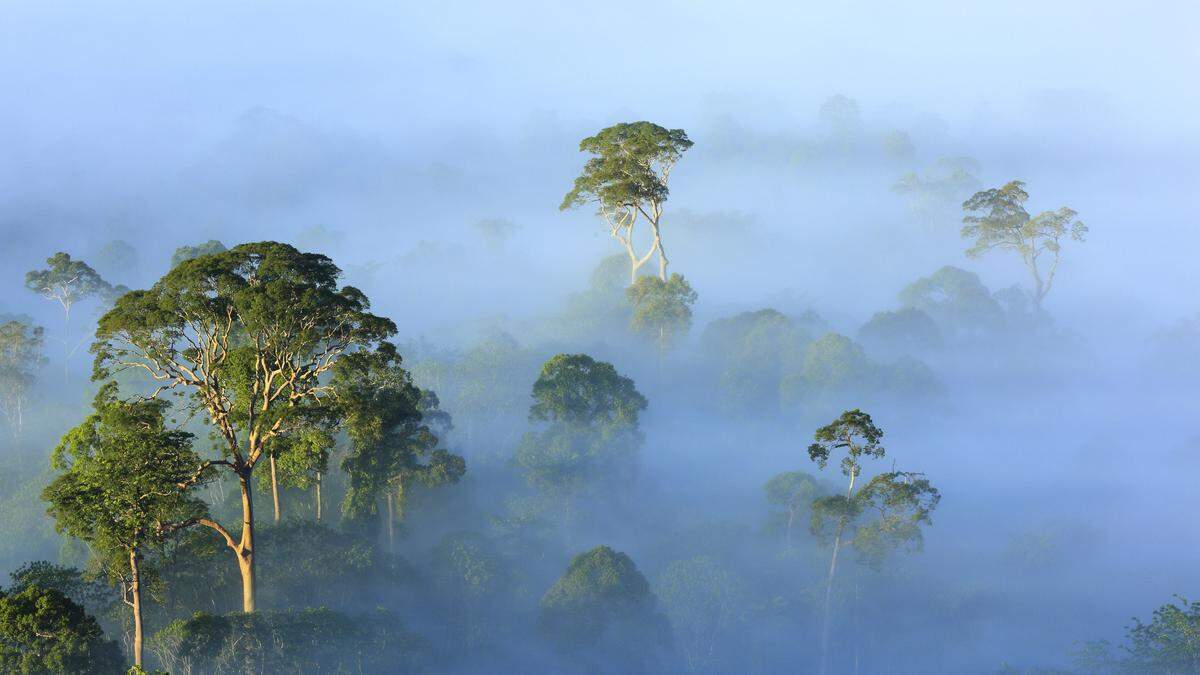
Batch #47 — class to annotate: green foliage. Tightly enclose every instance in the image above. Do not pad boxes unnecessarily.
[168,240,226,269]
[847,472,940,567]
[44,383,209,573]
[700,309,810,415]
[517,355,646,512]
[25,252,116,320]
[962,181,1087,305]
[560,122,693,214]
[8,562,114,617]
[333,343,462,522]
[93,240,395,466]
[529,354,647,428]
[540,545,670,668]
[899,266,1005,340]
[780,333,880,415]
[149,607,427,674]
[407,332,541,456]
[627,273,698,353]
[807,409,885,480]
[0,585,123,674]
[1076,596,1200,674]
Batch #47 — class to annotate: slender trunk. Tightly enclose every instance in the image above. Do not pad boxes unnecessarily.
[385,492,395,553]
[314,472,322,522]
[238,474,257,613]
[129,547,144,668]
[820,524,845,675]
[820,471,858,675]
[269,453,281,524]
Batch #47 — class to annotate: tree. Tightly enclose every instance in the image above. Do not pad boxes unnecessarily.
[24,252,113,326]
[0,320,46,442]
[149,607,428,674]
[561,121,693,282]
[805,410,939,675]
[169,239,227,269]
[1076,596,1200,674]
[273,426,334,522]
[43,382,210,668]
[515,355,647,531]
[540,545,670,671]
[0,585,123,674]
[763,471,822,549]
[898,266,1005,341]
[92,241,395,612]
[700,309,810,415]
[627,273,698,362]
[806,409,885,674]
[779,333,877,415]
[962,180,1087,308]
[25,252,118,378]
[333,344,464,548]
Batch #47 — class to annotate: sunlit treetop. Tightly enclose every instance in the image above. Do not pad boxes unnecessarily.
[807,409,885,480]
[560,122,692,214]
[529,354,647,429]
[25,252,115,320]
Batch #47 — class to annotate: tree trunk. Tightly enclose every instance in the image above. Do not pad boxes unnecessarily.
[314,472,322,522]
[819,524,845,675]
[385,492,395,553]
[269,453,282,524]
[129,547,144,668]
[238,474,257,613]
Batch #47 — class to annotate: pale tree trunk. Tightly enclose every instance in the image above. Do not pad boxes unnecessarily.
[269,453,282,524]
[819,471,858,675]
[237,474,257,612]
[129,548,144,668]
[314,472,322,522]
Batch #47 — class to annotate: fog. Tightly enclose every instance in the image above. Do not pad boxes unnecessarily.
[0,2,1197,673]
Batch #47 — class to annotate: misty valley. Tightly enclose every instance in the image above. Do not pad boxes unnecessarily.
[1,4,1197,674]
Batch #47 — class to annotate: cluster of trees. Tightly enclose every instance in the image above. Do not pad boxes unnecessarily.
[0,115,1145,675]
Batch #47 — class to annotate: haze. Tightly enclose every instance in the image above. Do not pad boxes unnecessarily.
[0,2,1197,673]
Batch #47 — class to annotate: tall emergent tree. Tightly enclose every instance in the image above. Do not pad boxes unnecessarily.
[961,180,1087,309]
[92,241,395,612]
[561,122,693,283]
[25,252,119,378]
[0,320,46,442]
[24,252,113,325]
[627,273,697,363]
[43,383,209,668]
[805,409,939,674]
[515,354,647,530]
